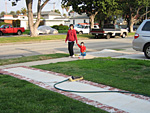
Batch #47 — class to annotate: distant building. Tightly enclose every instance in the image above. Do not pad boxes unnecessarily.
[33,11,69,26]
[0,11,69,29]
[69,13,89,25]
[0,15,28,29]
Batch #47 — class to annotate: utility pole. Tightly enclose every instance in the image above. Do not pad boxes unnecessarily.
[53,2,55,12]
[5,0,7,14]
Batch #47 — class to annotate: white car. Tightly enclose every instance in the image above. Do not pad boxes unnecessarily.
[74,24,99,34]
[37,26,58,35]
[132,19,150,59]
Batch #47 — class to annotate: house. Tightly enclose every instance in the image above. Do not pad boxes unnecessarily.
[33,11,69,26]
[0,15,28,29]
[0,11,69,29]
[69,13,89,25]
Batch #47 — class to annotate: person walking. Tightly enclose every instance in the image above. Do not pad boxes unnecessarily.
[65,24,78,58]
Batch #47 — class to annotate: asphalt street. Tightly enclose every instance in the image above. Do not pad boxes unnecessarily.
[0,36,139,59]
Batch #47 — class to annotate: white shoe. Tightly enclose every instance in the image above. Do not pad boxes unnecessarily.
[71,55,75,58]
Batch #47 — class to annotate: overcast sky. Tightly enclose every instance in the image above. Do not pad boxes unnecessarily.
[0,0,66,14]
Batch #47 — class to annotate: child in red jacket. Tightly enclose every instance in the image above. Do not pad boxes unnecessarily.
[77,42,86,59]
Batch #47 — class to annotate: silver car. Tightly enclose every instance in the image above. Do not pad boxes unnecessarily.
[37,26,58,34]
[132,19,150,59]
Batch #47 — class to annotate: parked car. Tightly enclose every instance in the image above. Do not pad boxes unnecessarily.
[90,24,128,39]
[37,26,58,35]
[132,19,150,59]
[0,24,25,36]
[74,24,99,34]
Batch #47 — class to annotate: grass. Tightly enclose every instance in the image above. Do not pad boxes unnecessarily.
[23,30,30,35]
[33,58,150,97]
[0,53,68,66]
[0,34,92,44]
[58,30,68,33]
[128,32,135,36]
[0,35,66,43]
[0,31,134,44]
[112,49,125,51]
[0,74,107,113]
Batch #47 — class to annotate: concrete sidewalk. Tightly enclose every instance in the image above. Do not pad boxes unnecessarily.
[1,66,150,113]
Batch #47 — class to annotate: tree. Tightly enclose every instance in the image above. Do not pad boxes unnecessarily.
[120,0,150,32]
[1,11,6,16]
[65,6,70,16]
[10,0,51,37]
[62,0,118,29]
[16,10,21,15]
[61,4,65,15]
[21,7,27,15]
[26,0,50,37]
[63,13,67,17]
[54,9,61,14]
[95,8,123,27]
[9,11,16,15]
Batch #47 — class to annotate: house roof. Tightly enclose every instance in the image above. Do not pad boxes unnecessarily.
[34,11,61,16]
[70,14,89,19]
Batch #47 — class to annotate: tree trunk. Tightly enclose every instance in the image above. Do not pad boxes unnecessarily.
[26,0,38,37]
[129,16,134,33]
[89,14,95,29]
[26,0,49,37]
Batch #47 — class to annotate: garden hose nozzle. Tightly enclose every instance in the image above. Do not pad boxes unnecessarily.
[68,76,83,82]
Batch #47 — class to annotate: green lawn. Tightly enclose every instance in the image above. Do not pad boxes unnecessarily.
[128,32,135,36]
[0,31,134,44]
[23,30,30,35]
[0,53,68,66]
[0,74,107,113]
[33,58,150,97]
[0,34,93,44]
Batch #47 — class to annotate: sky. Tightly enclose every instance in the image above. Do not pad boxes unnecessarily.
[0,0,67,15]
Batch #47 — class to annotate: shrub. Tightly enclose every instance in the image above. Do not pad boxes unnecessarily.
[52,25,69,30]
[0,22,9,26]
[58,25,69,30]
[51,25,59,30]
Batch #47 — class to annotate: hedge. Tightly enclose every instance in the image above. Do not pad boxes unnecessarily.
[52,25,69,30]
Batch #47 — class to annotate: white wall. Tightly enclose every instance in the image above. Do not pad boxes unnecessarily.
[20,20,28,29]
[45,20,65,26]
[20,19,68,29]
[48,15,61,20]
[70,19,89,25]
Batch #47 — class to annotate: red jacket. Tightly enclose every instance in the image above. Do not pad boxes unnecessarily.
[77,44,86,53]
[65,29,78,43]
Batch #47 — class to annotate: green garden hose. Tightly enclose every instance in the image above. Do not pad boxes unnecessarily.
[53,78,150,98]
[53,78,132,93]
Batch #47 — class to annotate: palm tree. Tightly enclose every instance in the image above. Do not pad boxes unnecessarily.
[21,8,27,15]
